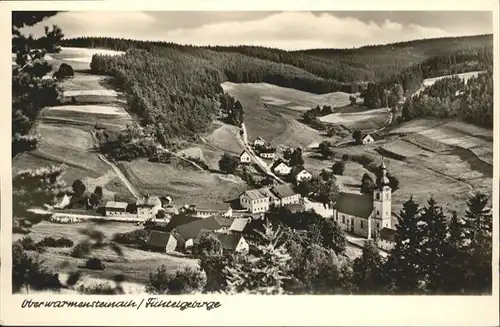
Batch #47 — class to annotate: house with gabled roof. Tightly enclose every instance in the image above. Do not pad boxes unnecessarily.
[146,230,177,253]
[104,201,128,216]
[216,233,249,253]
[271,159,292,176]
[290,167,312,184]
[332,160,393,239]
[270,183,301,206]
[239,150,252,164]
[378,227,396,251]
[361,134,375,144]
[239,187,279,214]
[193,203,232,218]
[136,194,162,219]
[259,148,276,159]
[171,215,235,250]
[253,137,267,147]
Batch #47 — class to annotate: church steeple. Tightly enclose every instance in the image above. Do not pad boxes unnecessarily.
[377,158,390,188]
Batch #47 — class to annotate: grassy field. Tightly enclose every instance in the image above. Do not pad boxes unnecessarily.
[13,220,198,285]
[119,158,247,205]
[328,117,492,215]
[319,107,391,131]
[221,82,329,150]
[13,47,135,201]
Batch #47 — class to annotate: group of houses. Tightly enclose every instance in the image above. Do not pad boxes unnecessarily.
[239,183,303,214]
[145,211,252,254]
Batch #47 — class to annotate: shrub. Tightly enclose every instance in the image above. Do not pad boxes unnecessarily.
[54,63,74,79]
[70,242,91,258]
[78,283,117,295]
[38,236,74,248]
[85,257,105,270]
[112,229,149,246]
[146,265,206,295]
[12,242,62,293]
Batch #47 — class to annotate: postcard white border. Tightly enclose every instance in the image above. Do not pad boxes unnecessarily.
[1,1,499,326]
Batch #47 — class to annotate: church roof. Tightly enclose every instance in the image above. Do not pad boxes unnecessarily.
[334,192,374,218]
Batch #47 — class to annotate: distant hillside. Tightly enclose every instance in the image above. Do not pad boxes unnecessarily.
[62,34,492,84]
[64,34,493,148]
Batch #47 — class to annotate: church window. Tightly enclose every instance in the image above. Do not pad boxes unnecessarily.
[386,193,389,200]
[376,193,380,200]
[377,210,380,216]
[376,223,380,229]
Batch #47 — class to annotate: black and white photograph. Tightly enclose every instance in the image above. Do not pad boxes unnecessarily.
[2,2,498,326]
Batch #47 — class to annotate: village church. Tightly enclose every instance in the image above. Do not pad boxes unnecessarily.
[333,160,392,239]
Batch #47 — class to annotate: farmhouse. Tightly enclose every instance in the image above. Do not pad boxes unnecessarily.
[239,150,252,164]
[216,233,249,253]
[194,203,233,218]
[146,230,177,253]
[240,187,279,214]
[165,214,202,231]
[270,183,301,206]
[259,148,276,159]
[104,201,128,216]
[240,184,301,214]
[378,227,396,251]
[253,137,267,147]
[292,168,313,184]
[332,160,392,239]
[361,134,375,144]
[172,215,234,250]
[271,159,292,175]
[136,194,162,219]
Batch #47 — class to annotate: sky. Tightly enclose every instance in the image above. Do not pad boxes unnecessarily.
[22,11,493,50]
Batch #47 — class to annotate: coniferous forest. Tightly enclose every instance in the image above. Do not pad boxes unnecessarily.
[63,34,493,152]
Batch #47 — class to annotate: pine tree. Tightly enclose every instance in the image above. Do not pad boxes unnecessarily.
[385,196,422,293]
[441,212,468,293]
[353,240,385,293]
[419,197,449,293]
[463,192,492,293]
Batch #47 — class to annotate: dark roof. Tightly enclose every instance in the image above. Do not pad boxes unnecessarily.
[194,203,231,212]
[174,215,234,240]
[379,227,397,242]
[260,148,276,153]
[147,231,171,248]
[271,159,289,170]
[334,192,374,218]
[216,233,244,250]
[166,214,202,231]
[270,183,298,199]
[240,150,250,157]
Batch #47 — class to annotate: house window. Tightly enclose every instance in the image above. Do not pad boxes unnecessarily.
[360,221,364,228]
[351,220,354,226]
[342,215,345,223]
[377,210,380,216]
[376,223,380,229]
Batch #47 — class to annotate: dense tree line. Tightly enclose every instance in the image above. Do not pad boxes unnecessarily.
[63,34,492,84]
[402,72,493,128]
[361,46,493,110]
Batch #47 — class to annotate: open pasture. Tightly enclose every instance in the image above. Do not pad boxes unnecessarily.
[222,82,351,111]
[319,108,390,131]
[379,139,434,159]
[119,158,248,205]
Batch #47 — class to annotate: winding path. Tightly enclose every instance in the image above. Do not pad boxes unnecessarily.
[95,152,141,199]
